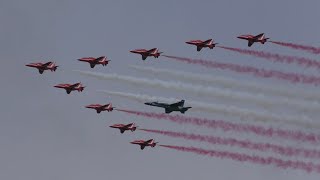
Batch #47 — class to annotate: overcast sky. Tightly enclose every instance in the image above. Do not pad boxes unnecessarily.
[1,0,320,180]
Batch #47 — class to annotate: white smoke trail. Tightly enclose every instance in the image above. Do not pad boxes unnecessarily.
[76,70,318,114]
[97,90,320,129]
[129,65,320,102]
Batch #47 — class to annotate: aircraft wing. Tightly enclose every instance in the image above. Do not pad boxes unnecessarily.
[248,41,254,47]
[70,83,80,88]
[124,123,133,128]
[254,33,264,39]
[94,56,105,62]
[101,104,110,108]
[147,48,157,53]
[42,62,53,67]
[202,39,212,44]
[145,139,153,144]
[169,100,184,107]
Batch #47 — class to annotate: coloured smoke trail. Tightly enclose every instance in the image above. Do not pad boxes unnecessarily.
[162,55,320,86]
[100,90,318,129]
[140,128,320,159]
[129,65,320,102]
[217,46,320,70]
[159,145,320,173]
[78,70,320,114]
[270,41,320,55]
[116,109,320,144]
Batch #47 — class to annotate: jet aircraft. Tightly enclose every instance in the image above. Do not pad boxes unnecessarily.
[237,33,269,47]
[144,100,191,114]
[130,48,162,60]
[130,139,158,150]
[85,103,114,113]
[25,61,58,74]
[109,123,137,134]
[54,82,85,94]
[78,56,110,68]
[185,39,218,51]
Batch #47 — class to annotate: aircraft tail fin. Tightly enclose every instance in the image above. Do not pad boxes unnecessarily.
[152,142,158,147]
[261,38,270,44]
[52,66,58,71]
[210,43,218,49]
[78,86,85,92]
[131,123,137,131]
[107,103,114,111]
[180,100,185,106]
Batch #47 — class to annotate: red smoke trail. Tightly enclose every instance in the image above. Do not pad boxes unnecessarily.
[159,145,320,173]
[217,46,320,70]
[162,55,320,86]
[270,41,320,55]
[140,128,320,159]
[116,109,320,144]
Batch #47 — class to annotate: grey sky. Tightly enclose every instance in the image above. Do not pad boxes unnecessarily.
[1,0,320,179]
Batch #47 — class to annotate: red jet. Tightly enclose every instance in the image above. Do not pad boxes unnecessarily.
[109,123,137,134]
[130,139,158,150]
[130,48,162,60]
[237,33,269,47]
[25,61,58,74]
[185,39,218,51]
[85,103,114,113]
[54,82,85,94]
[77,56,110,68]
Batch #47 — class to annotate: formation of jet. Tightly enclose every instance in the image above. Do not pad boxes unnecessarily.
[185,39,218,51]
[85,103,114,113]
[145,100,192,114]
[28,33,273,151]
[54,82,85,94]
[78,56,110,68]
[237,33,269,47]
[130,139,158,150]
[25,61,58,74]
[130,48,162,60]
[109,123,137,134]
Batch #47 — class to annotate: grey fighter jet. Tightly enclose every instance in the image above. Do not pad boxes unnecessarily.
[144,100,192,114]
